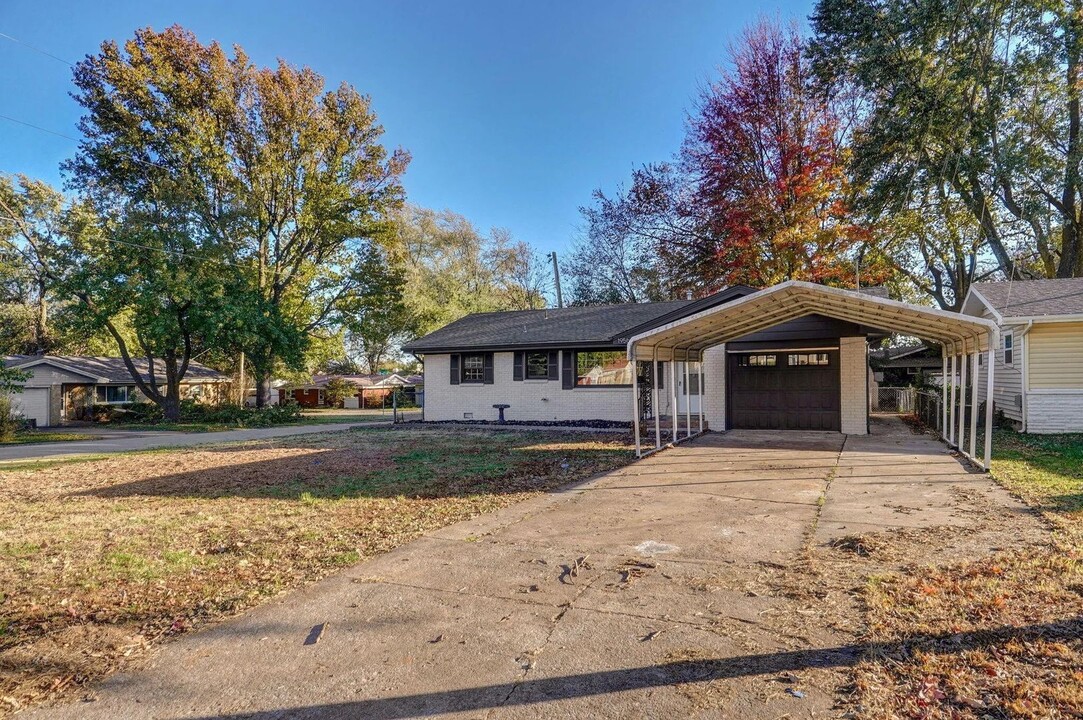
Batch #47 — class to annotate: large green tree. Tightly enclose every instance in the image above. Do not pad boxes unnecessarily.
[67,26,408,408]
[811,0,1083,279]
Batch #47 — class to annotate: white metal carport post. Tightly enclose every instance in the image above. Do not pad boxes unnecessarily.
[670,356,678,443]
[948,352,958,447]
[632,351,641,458]
[957,345,968,453]
[969,348,979,461]
[653,346,661,450]
[984,329,997,470]
[697,356,704,434]
[684,355,692,439]
[941,350,948,440]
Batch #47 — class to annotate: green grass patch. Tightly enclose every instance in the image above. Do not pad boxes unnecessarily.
[991,428,1083,516]
[1,432,99,445]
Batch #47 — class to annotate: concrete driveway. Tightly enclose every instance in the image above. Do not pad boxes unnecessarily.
[30,417,1034,719]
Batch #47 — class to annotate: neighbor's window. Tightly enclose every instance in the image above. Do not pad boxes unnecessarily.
[737,354,777,367]
[95,385,136,403]
[575,351,633,386]
[1003,332,1014,366]
[787,353,830,366]
[462,354,485,383]
[525,352,549,379]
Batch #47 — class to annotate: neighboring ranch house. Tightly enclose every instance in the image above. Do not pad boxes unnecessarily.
[870,343,948,386]
[284,373,423,408]
[404,281,1011,468]
[962,278,1083,434]
[2,355,231,427]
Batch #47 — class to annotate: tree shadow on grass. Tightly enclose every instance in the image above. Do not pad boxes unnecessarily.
[73,438,632,502]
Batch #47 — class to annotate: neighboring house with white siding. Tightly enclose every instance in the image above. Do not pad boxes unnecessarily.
[962,278,1083,433]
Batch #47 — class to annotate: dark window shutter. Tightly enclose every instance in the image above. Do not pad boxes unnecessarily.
[657,361,664,390]
[482,353,495,384]
[513,352,524,381]
[450,354,460,385]
[547,350,558,381]
[562,351,575,390]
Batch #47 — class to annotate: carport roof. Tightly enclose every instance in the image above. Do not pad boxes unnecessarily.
[627,281,998,360]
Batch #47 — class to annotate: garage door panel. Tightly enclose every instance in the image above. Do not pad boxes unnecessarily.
[11,388,50,427]
[728,351,840,431]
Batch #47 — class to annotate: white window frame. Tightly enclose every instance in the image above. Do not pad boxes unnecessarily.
[1003,330,1015,366]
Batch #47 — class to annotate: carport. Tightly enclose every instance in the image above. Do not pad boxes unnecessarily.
[625,281,1001,469]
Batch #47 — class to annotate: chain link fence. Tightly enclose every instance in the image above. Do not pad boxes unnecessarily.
[874,386,943,435]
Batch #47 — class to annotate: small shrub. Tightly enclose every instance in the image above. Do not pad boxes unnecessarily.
[0,394,22,441]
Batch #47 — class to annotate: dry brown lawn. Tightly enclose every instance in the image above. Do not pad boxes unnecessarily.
[838,429,1083,719]
[0,426,633,715]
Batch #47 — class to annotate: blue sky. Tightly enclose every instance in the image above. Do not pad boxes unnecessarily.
[0,0,814,256]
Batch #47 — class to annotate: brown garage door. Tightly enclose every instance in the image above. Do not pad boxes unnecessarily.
[727,350,840,431]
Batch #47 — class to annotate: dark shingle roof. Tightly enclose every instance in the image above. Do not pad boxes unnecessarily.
[401,301,692,353]
[4,355,227,383]
[973,278,1083,318]
[400,286,761,354]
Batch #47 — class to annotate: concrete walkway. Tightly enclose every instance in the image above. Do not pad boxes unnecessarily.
[0,422,381,463]
[29,417,1034,719]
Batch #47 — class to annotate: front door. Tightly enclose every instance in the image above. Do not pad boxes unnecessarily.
[675,362,703,415]
[727,350,840,431]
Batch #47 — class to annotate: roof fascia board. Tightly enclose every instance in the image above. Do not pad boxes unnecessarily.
[402,340,624,354]
[999,314,1083,324]
[964,287,1004,323]
[7,357,103,381]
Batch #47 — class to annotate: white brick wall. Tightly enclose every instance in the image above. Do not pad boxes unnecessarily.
[839,336,868,435]
[703,344,726,430]
[1025,392,1083,434]
[423,352,639,423]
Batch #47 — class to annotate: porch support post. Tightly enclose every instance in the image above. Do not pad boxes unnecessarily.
[684,353,692,439]
[984,331,996,470]
[670,351,679,443]
[969,350,978,461]
[653,346,661,449]
[957,346,968,454]
[632,348,642,458]
[948,352,957,446]
[697,358,704,434]
[941,350,948,439]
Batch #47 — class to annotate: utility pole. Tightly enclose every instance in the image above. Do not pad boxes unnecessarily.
[551,251,564,308]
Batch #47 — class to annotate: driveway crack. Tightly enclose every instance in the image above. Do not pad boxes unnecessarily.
[489,571,603,715]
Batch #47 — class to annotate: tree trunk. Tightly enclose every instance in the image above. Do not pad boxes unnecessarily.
[34,278,48,354]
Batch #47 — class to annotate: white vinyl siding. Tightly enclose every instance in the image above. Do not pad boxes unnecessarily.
[972,308,1024,422]
[423,352,665,423]
[1027,322,1083,390]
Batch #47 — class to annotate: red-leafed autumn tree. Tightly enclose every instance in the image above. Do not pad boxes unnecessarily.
[569,19,887,303]
[676,19,876,290]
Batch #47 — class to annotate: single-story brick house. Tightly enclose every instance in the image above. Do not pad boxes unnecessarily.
[403,281,1006,468]
[283,373,423,408]
[962,277,1083,434]
[2,354,230,427]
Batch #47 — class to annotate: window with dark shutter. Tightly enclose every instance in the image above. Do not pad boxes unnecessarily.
[482,353,495,384]
[513,352,524,381]
[547,350,558,381]
[450,354,461,385]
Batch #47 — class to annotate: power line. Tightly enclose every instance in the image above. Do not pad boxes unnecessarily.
[0,31,74,67]
[0,113,79,142]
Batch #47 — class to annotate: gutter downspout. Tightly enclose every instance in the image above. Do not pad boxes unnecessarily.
[1018,320,1034,432]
